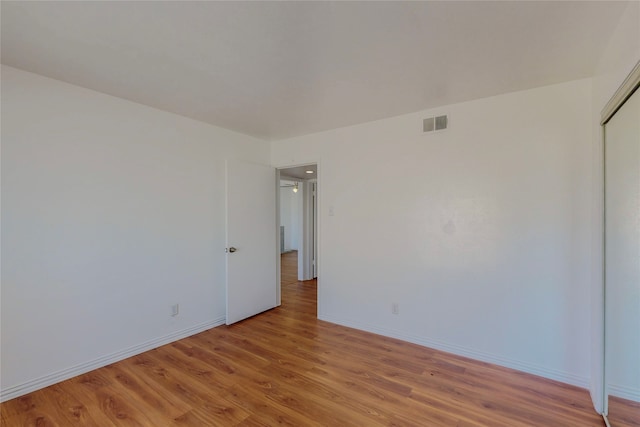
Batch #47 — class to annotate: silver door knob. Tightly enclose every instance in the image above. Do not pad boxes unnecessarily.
[227,247,237,253]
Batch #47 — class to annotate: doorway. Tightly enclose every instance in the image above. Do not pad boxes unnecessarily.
[278,164,318,309]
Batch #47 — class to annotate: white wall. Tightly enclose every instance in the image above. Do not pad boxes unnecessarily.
[280,187,292,251]
[272,79,594,387]
[589,1,640,412]
[279,184,301,251]
[0,66,269,400]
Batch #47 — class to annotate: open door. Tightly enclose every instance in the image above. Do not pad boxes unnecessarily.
[226,160,277,325]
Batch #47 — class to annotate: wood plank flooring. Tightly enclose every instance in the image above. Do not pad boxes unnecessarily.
[1,251,607,426]
[607,396,640,427]
[280,250,299,286]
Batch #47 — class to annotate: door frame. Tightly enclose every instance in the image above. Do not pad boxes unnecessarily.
[299,180,317,281]
[275,161,321,314]
[599,60,640,418]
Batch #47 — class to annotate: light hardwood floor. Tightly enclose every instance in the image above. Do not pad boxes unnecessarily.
[1,251,607,426]
[607,396,640,427]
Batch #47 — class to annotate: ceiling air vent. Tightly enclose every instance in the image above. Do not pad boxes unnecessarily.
[423,114,448,133]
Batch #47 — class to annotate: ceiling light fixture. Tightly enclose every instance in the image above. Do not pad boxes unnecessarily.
[293,182,298,193]
[305,170,314,174]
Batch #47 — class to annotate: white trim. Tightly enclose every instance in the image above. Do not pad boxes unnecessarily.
[599,124,608,416]
[0,317,225,402]
[318,313,589,389]
[607,384,640,403]
[300,181,315,281]
[275,168,282,306]
[315,163,322,315]
[601,60,640,125]
[312,181,318,279]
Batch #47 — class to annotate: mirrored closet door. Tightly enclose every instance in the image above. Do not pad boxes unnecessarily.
[603,65,640,427]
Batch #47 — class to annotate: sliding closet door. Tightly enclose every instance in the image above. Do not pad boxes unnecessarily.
[604,85,640,424]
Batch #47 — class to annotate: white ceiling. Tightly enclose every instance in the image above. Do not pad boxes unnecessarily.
[1,1,628,141]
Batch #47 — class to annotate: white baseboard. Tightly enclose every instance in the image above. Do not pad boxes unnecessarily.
[318,313,589,389]
[591,386,605,415]
[608,384,640,403]
[0,317,225,402]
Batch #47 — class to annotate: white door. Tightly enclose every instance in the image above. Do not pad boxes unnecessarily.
[226,160,277,325]
[604,87,640,412]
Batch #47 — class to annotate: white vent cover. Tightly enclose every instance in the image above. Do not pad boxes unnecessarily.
[423,115,448,133]
[423,117,435,132]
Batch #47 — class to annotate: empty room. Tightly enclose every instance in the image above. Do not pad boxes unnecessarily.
[1,1,639,426]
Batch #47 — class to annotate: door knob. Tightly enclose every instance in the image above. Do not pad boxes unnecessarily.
[227,247,237,253]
